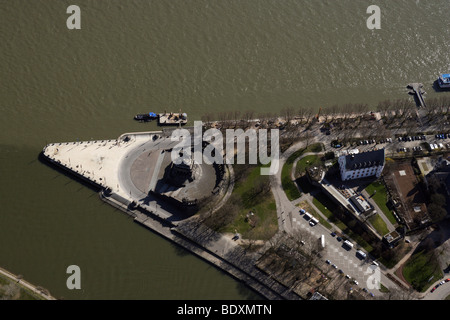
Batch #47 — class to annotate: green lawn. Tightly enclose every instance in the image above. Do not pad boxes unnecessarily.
[281,163,302,200]
[403,250,443,292]
[223,165,278,240]
[0,274,43,300]
[312,193,344,227]
[312,192,373,252]
[295,155,320,177]
[364,181,397,225]
[297,201,332,230]
[368,214,389,236]
[281,143,323,201]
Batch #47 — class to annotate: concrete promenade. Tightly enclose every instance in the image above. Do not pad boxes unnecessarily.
[42,131,301,300]
[42,121,441,300]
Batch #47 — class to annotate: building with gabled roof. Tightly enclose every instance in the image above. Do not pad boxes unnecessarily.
[338,149,385,181]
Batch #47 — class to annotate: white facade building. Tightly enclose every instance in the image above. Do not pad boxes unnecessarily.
[338,149,385,181]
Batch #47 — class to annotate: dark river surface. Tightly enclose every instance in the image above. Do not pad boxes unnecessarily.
[0,0,449,299]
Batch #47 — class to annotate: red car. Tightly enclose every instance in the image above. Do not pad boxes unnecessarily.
[431,287,436,293]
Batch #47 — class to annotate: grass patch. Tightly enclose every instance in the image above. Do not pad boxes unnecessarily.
[368,214,389,236]
[219,165,278,240]
[379,283,390,293]
[403,250,443,292]
[312,192,346,230]
[295,155,320,177]
[341,228,373,253]
[378,242,411,269]
[364,181,397,225]
[281,164,302,200]
[0,274,42,300]
[281,143,323,201]
[297,201,332,230]
[312,192,373,252]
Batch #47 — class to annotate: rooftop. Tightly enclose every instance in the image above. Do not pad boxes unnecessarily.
[342,149,385,170]
[440,74,450,84]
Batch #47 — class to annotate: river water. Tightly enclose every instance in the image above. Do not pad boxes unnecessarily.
[0,0,449,299]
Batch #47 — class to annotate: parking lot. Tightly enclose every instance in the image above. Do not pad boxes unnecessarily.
[293,208,383,298]
[329,132,450,157]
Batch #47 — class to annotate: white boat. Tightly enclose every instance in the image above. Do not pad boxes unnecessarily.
[438,73,450,89]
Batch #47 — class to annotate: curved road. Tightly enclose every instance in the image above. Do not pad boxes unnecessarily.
[271,136,402,297]
[422,277,450,300]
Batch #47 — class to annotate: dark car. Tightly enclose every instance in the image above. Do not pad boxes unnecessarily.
[331,232,336,237]
[336,236,342,242]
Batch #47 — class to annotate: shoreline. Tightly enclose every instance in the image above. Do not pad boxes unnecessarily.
[0,265,56,300]
[38,105,450,300]
[41,139,302,300]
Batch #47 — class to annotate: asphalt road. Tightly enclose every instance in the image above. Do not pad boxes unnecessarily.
[423,277,450,300]
[271,136,401,297]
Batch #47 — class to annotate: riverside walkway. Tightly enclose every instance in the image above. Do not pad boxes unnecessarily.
[0,266,55,300]
[42,130,301,300]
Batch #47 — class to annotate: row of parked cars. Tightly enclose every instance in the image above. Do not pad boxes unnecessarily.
[398,135,427,142]
[299,208,319,226]
[397,146,423,152]
[324,258,376,297]
[428,142,446,151]
[358,138,394,145]
[430,278,450,293]
[435,133,449,139]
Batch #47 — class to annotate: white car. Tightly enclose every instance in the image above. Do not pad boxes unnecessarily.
[353,280,359,285]
[309,217,319,226]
